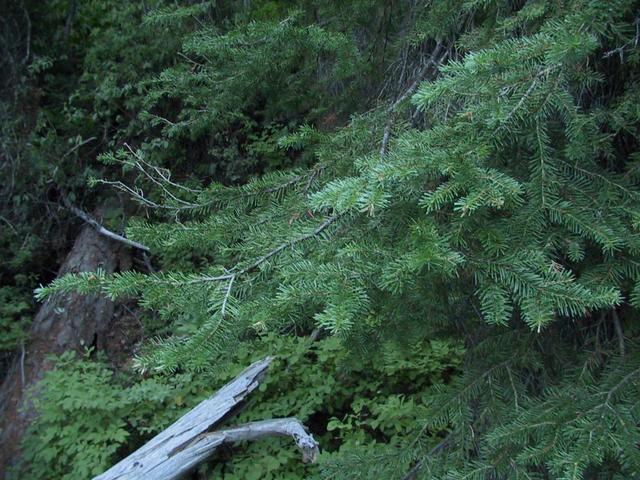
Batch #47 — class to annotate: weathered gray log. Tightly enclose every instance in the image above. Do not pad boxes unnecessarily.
[95,357,319,480]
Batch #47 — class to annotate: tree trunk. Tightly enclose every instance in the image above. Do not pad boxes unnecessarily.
[0,223,133,474]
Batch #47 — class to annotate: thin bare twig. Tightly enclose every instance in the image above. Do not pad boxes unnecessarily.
[63,136,97,158]
[63,198,151,252]
[21,3,30,64]
[124,144,200,207]
[124,143,202,195]
[611,309,625,357]
[0,215,18,234]
[95,178,175,210]
[63,0,77,42]
[141,251,156,273]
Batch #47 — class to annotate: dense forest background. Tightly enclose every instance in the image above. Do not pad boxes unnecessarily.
[1,0,640,478]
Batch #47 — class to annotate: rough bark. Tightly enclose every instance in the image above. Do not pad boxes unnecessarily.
[95,357,319,480]
[0,223,133,475]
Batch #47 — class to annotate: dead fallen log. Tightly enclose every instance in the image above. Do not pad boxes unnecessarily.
[95,357,319,480]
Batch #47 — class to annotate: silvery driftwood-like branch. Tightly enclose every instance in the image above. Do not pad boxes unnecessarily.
[94,357,319,480]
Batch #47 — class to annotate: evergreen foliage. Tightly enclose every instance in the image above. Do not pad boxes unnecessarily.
[9,0,640,478]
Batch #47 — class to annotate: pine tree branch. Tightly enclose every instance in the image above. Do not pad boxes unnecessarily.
[240,213,341,273]
[197,213,343,284]
[497,65,559,132]
[97,165,321,214]
[63,197,151,252]
[401,432,453,480]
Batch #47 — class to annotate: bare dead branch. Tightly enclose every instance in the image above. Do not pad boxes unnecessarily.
[63,198,151,252]
[94,357,318,480]
[63,136,97,158]
[63,0,77,42]
[171,418,319,463]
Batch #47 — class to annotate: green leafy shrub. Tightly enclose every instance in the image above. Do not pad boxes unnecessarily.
[206,334,463,479]
[19,351,133,479]
[18,350,211,479]
[17,334,463,479]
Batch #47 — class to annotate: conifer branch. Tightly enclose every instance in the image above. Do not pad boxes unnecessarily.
[241,214,341,271]
[197,213,343,284]
[596,366,640,411]
[498,65,558,130]
[560,159,639,198]
[401,432,453,480]
[97,165,321,215]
